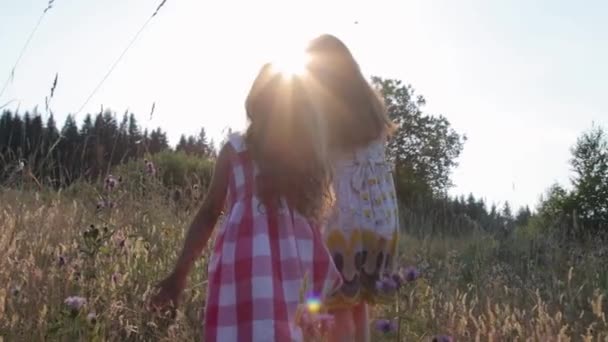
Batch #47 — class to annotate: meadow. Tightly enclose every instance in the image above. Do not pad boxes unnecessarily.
[1,162,607,341]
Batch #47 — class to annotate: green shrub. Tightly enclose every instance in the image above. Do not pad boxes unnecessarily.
[117,151,214,189]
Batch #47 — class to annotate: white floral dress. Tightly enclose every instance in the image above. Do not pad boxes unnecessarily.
[324,137,399,308]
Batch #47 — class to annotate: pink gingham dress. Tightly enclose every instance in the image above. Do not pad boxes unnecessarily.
[203,133,342,342]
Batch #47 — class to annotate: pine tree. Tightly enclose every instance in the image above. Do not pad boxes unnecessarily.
[0,111,12,151]
[23,112,33,156]
[197,127,209,156]
[61,115,81,180]
[127,113,141,159]
[176,134,188,152]
[10,114,24,157]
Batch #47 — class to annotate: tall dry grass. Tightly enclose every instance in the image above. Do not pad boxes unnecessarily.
[0,171,607,341]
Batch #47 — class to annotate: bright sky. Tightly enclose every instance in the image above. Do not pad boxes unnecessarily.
[1,0,607,210]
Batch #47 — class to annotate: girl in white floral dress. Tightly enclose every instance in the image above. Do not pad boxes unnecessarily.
[305,34,400,342]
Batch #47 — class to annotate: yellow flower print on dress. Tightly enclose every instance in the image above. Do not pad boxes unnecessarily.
[361,193,370,201]
[367,178,378,186]
[363,209,372,218]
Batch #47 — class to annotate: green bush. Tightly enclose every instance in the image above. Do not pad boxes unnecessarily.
[117,151,214,189]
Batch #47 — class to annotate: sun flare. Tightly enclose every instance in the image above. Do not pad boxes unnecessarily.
[271,49,310,77]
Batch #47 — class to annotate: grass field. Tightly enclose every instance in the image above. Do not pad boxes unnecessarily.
[1,176,607,341]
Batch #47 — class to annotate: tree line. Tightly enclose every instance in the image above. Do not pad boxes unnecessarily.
[0,109,213,186]
[2,76,605,238]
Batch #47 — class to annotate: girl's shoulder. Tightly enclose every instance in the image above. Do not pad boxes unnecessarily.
[336,136,387,164]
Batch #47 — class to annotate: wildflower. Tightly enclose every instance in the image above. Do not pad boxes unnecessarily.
[104,175,119,192]
[403,266,420,282]
[432,335,454,342]
[111,272,121,284]
[145,160,156,176]
[376,275,398,294]
[64,296,86,311]
[87,312,97,325]
[375,319,397,334]
[96,199,115,210]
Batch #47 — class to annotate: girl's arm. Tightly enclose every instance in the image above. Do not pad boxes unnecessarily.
[151,144,232,308]
[171,144,231,280]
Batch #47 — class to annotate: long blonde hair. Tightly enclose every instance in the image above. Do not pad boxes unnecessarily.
[244,63,332,220]
[305,34,395,150]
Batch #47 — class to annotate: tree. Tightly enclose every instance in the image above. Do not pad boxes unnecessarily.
[0,111,12,150]
[10,114,24,156]
[371,77,466,198]
[23,112,33,156]
[570,124,608,231]
[127,113,141,159]
[45,114,59,143]
[61,115,81,180]
[196,127,210,157]
[515,206,532,227]
[176,134,188,152]
[30,114,44,154]
[149,128,169,154]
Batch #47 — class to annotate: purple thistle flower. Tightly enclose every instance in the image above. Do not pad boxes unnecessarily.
[376,276,398,294]
[432,335,454,342]
[375,319,397,334]
[145,160,156,176]
[104,175,118,192]
[403,266,420,282]
[64,296,86,311]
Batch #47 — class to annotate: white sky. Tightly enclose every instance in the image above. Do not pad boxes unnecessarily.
[1,0,607,210]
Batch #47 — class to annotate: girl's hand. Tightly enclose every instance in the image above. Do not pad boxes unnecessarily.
[149,272,186,313]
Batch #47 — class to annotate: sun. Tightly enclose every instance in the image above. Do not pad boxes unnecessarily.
[271,48,310,77]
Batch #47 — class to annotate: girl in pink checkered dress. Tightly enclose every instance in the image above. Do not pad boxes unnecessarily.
[150,64,342,341]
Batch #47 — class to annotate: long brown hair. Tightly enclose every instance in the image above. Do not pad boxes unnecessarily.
[244,63,332,220]
[305,34,395,150]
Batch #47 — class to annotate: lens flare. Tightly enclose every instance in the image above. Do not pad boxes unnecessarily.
[306,297,321,313]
